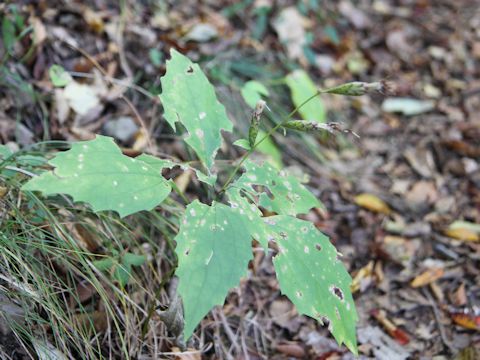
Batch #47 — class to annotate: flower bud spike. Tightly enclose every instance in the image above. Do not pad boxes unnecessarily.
[323,80,394,96]
[248,100,267,147]
[282,120,361,139]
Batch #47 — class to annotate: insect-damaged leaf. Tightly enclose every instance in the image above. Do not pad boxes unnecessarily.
[266,216,358,354]
[230,160,323,216]
[175,200,256,339]
[22,135,171,217]
[160,49,233,171]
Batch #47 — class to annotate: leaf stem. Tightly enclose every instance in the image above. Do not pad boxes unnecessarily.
[218,90,322,196]
[170,181,189,204]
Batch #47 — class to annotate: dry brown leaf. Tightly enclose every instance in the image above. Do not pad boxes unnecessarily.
[0,186,7,198]
[450,309,480,332]
[351,261,375,293]
[410,268,444,288]
[132,128,149,151]
[371,309,410,345]
[354,193,391,214]
[272,7,310,62]
[31,17,47,45]
[83,8,105,34]
[74,311,108,332]
[171,347,202,360]
[275,342,305,358]
[454,283,467,306]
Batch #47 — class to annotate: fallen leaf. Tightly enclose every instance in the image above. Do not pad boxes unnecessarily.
[381,236,419,267]
[54,88,70,124]
[449,307,480,331]
[405,180,438,207]
[63,81,100,116]
[454,283,468,307]
[31,16,47,45]
[410,268,444,288]
[171,347,202,360]
[371,309,410,345]
[269,299,296,329]
[275,342,305,358]
[354,193,391,214]
[132,128,150,151]
[74,311,108,332]
[382,98,435,116]
[103,116,139,142]
[351,261,375,293]
[444,226,479,242]
[338,1,372,29]
[32,339,68,360]
[357,326,411,360]
[272,7,309,61]
[83,8,104,34]
[184,23,218,42]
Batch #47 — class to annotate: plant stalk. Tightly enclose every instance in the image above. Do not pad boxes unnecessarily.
[218,90,322,195]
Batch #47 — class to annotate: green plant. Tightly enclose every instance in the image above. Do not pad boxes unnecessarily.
[20,49,385,355]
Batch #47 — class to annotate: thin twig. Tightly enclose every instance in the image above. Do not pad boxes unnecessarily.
[218,90,322,196]
[59,39,153,150]
[422,288,455,353]
[68,71,155,99]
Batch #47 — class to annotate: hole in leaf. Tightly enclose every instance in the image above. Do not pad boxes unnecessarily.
[186,66,194,74]
[330,285,344,301]
[295,290,303,298]
[184,249,190,256]
[265,187,275,200]
[315,243,322,251]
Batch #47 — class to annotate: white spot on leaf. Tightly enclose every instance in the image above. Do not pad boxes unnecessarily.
[205,251,213,265]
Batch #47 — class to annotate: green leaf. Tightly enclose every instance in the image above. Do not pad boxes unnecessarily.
[255,130,283,169]
[159,49,233,171]
[233,139,251,150]
[22,135,172,217]
[137,153,217,187]
[122,252,146,266]
[2,16,16,53]
[241,80,269,109]
[114,263,132,286]
[94,253,145,286]
[175,200,255,338]
[93,258,114,271]
[267,216,358,354]
[285,70,325,123]
[149,48,163,67]
[48,65,72,87]
[0,145,13,159]
[230,160,322,216]
[225,188,272,250]
[16,155,47,167]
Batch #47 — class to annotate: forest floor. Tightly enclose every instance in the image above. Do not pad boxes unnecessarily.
[1,0,479,359]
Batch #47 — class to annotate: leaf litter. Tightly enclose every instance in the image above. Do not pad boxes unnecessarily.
[1,0,480,358]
